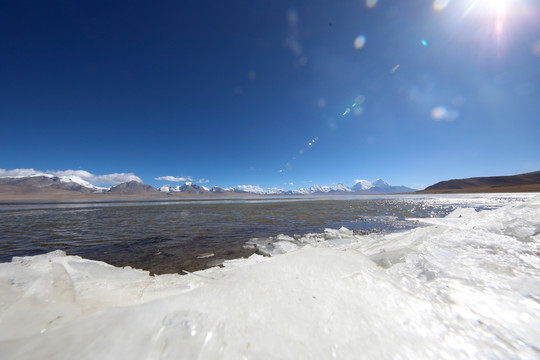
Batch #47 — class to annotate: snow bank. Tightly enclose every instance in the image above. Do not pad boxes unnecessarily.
[1,196,539,359]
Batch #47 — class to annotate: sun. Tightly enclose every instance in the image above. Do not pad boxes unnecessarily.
[492,0,510,12]
[465,0,515,16]
[434,0,511,15]
[433,0,530,51]
[459,0,520,38]
[475,0,510,15]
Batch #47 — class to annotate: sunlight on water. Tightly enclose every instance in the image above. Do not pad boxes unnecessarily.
[0,195,531,274]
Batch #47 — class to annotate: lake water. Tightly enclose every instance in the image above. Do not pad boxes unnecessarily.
[0,194,532,274]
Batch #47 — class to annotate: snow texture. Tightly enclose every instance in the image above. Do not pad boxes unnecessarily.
[353,179,374,190]
[58,176,109,192]
[0,196,539,359]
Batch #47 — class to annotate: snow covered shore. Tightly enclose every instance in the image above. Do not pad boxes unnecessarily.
[1,196,539,359]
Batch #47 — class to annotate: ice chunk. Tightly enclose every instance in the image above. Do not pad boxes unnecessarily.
[445,207,477,218]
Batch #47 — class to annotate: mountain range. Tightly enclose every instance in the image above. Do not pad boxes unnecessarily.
[283,179,416,195]
[0,176,415,198]
[1,171,538,199]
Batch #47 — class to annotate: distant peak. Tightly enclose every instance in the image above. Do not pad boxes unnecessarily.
[373,179,389,188]
[353,180,373,190]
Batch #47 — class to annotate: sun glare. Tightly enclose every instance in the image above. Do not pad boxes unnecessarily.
[459,0,524,41]
[491,0,509,13]
[462,0,516,17]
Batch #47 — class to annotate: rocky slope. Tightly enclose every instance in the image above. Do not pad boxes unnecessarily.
[418,171,540,193]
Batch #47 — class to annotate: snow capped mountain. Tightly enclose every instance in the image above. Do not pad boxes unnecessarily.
[235,185,265,194]
[210,186,227,193]
[158,182,209,194]
[286,180,415,195]
[1,174,415,197]
[0,175,109,193]
[179,182,210,194]
[57,175,109,192]
[334,183,352,191]
[352,180,374,191]
[372,178,390,188]
[289,183,353,195]
[352,178,415,194]
[158,184,182,193]
[160,183,252,195]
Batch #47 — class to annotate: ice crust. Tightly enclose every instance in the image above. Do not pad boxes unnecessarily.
[0,196,539,359]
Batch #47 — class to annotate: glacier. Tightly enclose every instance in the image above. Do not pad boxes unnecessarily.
[0,196,539,359]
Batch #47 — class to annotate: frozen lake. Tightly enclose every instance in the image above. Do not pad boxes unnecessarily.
[0,193,539,359]
[0,193,533,273]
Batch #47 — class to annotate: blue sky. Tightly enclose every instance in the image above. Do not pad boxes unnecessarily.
[1,0,539,190]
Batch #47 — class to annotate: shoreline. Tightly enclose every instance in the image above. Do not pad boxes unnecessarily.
[2,188,540,201]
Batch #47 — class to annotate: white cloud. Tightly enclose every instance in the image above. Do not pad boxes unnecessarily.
[198,178,210,184]
[90,173,142,185]
[53,170,94,178]
[0,168,142,186]
[155,176,192,182]
[0,168,42,178]
[236,184,265,194]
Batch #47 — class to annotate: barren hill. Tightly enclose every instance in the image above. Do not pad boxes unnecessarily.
[418,171,540,193]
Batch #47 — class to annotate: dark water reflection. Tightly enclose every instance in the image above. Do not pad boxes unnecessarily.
[0,195,527,274]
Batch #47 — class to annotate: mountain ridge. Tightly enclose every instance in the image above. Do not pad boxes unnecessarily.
[417,171,540,193]
[2,170,539,199]
[0,176,416,198]
[108,181,158,195]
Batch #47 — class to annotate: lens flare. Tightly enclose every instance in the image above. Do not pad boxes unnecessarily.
[354,95,365,105]
[430,106,459,121]
[531,40,540,57]
[366,0,378,9]
[280,136,319,173]
[460,0,522,41]
[433,0,451,11]
[451,96,466,107]
[354,35,367,49]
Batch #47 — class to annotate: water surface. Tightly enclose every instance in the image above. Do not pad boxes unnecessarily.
[0,194,532,274]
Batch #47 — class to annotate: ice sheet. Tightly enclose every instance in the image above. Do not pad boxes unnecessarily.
[0,196,539,359]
